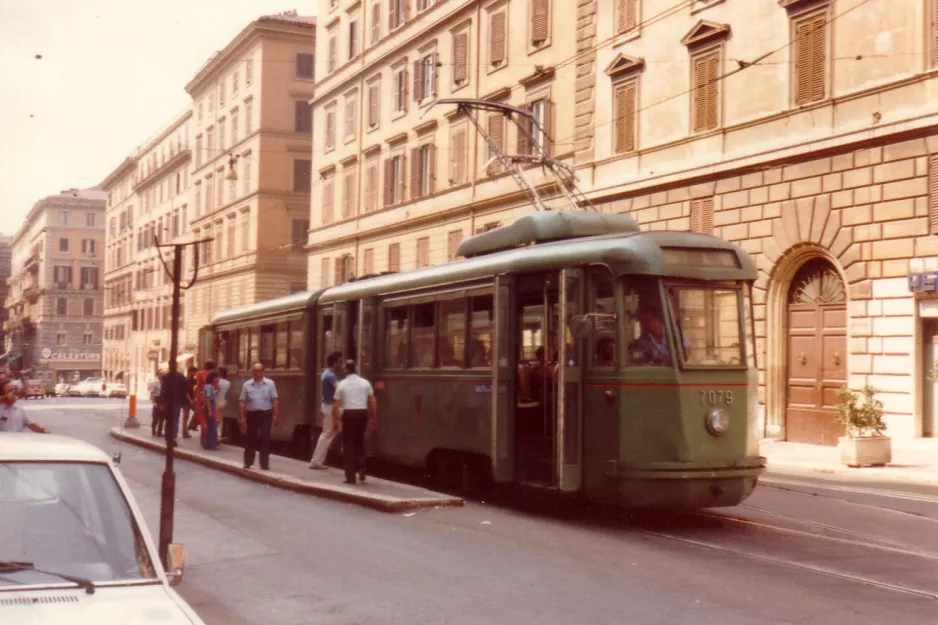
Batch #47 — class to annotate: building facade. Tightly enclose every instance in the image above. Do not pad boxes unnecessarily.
[3,189,107,383]
[0,235,11,354]
[100,111,193,398]
[307,0,938,444]
[306,0,578,287]
[184,12,316,343]
[570,0,938,443]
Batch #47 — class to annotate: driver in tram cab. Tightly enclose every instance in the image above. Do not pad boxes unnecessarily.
[631,309,673,366]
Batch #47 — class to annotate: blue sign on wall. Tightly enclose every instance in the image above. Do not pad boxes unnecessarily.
[908,272,938,292]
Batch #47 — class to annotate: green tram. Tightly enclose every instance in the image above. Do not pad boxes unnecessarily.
[206,212,765,509]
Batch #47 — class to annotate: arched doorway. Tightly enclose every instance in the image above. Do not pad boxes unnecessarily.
[785,258,847,445]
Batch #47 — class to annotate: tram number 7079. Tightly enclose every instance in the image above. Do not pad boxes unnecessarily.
[699,389,734,406]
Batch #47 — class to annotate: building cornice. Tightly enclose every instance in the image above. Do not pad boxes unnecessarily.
[99,157,137,190]
[133,149,191,192]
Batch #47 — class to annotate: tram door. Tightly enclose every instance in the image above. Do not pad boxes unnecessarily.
[514,273,560,486]
[333,301,359,367]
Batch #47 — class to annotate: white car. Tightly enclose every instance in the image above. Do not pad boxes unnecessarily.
[103,383,128,399]
[0,434,205,624]
[68,378,104,398]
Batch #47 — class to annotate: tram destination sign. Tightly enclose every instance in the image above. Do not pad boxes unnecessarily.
[661,247,740,269]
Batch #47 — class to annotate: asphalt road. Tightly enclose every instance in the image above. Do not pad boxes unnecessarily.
[22,397,938,624]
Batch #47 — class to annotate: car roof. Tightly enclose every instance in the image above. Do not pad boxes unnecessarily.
[0,434,111,463]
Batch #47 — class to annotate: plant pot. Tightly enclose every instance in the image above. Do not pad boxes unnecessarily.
[838,435,892,468]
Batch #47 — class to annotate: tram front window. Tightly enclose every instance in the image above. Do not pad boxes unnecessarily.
[623,278,673,367]
[668,287,743,367]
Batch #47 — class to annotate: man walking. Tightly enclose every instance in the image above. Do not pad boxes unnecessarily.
[331,360,376,484]
[239,363,279,470]
[150,369,166,437]
[309,351,342,470]
[0,382,49,433]
[158,366,190,440]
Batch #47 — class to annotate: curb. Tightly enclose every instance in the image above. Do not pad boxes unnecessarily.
[110,429,463,513]
[763,460,938,486]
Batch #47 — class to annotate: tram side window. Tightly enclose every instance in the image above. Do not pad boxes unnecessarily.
[274,322,289,369]
[589,269,617,368]
[410,304,436,368]
[439,298,466,367]
[289,321,305,369]
[623,277,672,367]
[216,331,229,367]
[384,306,410,368]
[238,329,249,369]
[468,295,493,368]
[259,325,275,368]
[320,311,334,369]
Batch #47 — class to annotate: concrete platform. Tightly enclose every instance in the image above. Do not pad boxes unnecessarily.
[109,427,463,513]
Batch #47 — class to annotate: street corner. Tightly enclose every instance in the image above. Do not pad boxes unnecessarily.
[108,427,464,513]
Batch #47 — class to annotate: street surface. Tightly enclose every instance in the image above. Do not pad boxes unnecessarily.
[21,397,938,624]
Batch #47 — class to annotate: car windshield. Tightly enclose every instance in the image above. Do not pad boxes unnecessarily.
[667,286,744,367]
[0,461,158,586]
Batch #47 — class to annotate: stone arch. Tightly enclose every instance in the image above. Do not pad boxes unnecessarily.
[763,244,850,441]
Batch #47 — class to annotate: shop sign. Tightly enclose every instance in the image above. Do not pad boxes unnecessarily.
[40,351,101,362]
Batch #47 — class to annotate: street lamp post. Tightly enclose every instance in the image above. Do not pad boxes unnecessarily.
[154,234,210,568]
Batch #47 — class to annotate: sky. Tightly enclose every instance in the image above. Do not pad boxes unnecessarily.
[0,0,316,237]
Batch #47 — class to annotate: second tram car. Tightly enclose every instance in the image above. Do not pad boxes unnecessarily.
[207,212,765,509]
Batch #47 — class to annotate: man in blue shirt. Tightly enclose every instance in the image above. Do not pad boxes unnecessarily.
[632,309,673,366]
[238,363,279,470]
[309,351,343,470]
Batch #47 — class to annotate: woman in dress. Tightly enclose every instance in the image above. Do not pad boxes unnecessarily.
[201,370,220,450]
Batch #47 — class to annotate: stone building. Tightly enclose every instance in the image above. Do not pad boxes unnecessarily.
[184,11,316,343]
[4,189,107,383]
[100,110,193,398]
[307,0,938,443]
[0,235,11,354]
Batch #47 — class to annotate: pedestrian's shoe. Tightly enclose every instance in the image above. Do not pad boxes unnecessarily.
[344,479,356,485]
[243,464,251,469]
[260,466,270,471]
[358,470,366,483]
[309,463,326,470]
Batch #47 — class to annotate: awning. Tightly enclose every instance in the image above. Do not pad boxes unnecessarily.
[158,353,195,370]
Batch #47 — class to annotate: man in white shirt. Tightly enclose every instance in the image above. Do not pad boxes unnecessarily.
[238,363,279,470]
[217,367,232,441]
[332,360,376,484]
[0,382,49,433]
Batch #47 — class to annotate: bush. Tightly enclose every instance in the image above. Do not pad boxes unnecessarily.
[835,385,886,437]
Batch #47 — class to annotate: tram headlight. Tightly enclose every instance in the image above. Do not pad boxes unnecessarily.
[706,407,730,436]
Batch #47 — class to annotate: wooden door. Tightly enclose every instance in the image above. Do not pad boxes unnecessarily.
[785,259,847,446]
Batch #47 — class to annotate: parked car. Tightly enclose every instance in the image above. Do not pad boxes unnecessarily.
[103,383,127,399]
[55,383,71,397]
[23,379,46,399]
[0,434,206,624]
[68,378,104,398]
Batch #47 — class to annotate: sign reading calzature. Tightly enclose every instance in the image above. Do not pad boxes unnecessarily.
[40,352,101,362]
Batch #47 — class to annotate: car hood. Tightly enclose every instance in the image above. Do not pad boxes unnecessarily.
[1,583,204,625]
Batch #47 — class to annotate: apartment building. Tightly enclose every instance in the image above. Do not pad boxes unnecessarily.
[100,111,193,397]
[3,189,107,383]
[568,0,938,443]
[184,11,316,343]
[307,0,578,287]
[0,235,11,354]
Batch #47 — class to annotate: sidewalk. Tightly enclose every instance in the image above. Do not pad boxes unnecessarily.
[109,427,463,513]
[759,437,938,485]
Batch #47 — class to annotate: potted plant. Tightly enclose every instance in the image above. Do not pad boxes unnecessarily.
[835,385,891,468]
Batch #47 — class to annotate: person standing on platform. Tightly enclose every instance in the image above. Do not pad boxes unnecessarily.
[308,351,342,470]
[158,367,190,440]
[181,366,198,438]
[238,363,279,470]
[331,360,377,484]
[150,369,166,437]
[217,367,232,442]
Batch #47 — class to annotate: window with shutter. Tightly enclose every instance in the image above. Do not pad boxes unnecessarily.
[931,0,938,68]
[447,230,463,261]
[345,97,356,137]
[792,11,827,106]
[614,81,637,154]
[343,171,356,218]
[364,248,374,275]
[322,179,335,224]
[328,35,338,73]
[690,197,715,235]
[413,59,425,102]
[321,258,331,287]
[531,0,549,46]
[617,0,637,35]
[325,108,336,148]
[486,114,505,175]
[368,83,380,127]
[451,129,467,185]
[517,105,532,156]
[691,49,719,133]
[490,11,507,66]
[453,32,468,84]
[389,243,401,272]
[295,101,313,133]
[417,237,431,268]
[929,155,938,234]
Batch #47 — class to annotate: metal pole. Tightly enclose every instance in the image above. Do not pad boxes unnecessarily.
[158,244,182,568]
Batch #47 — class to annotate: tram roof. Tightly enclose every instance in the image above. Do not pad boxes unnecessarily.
[211,288,320,327]
[318,229,757,305]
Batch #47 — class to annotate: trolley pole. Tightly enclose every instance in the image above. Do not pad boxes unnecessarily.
[155,235,210,568]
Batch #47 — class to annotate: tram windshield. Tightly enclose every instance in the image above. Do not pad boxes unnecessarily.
[667,285,744,367]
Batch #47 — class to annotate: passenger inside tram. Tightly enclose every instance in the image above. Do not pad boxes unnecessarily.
[629,309,673,366]
[594,336,616,366]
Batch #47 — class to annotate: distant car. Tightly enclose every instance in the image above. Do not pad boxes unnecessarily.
[23,379,47,399]
[103,383,127,398]
[0,434,206,625]
[55,383,71,397]
[68,378,104,398]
